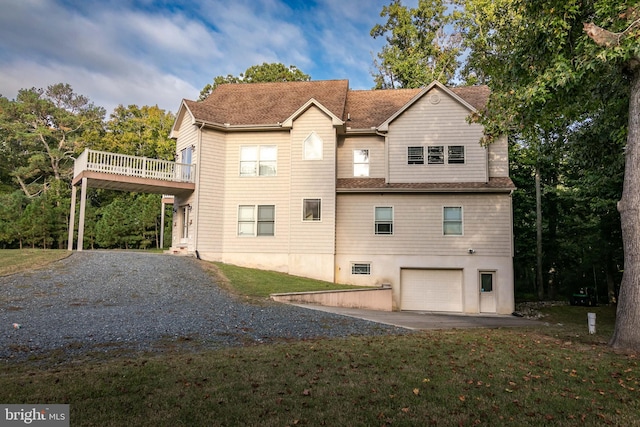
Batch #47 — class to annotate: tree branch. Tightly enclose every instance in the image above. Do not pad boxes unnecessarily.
[583,19,640,48]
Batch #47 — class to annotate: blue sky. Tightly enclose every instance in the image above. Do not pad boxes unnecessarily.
[0,0,408,114]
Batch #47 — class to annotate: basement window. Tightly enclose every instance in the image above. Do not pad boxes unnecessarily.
[352,263,371,275]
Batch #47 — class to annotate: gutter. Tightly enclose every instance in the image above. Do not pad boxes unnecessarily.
[196,120,285,132]
[336,187,516,194]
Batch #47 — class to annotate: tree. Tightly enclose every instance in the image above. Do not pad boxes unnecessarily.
[370,0,462,88]
[94,105,175,160]
[199,63,311,100]
[458,0,639,350]
[583,5,640,351]
[0,83,105,198]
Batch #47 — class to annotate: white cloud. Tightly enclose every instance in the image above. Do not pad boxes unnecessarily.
[0,0,392,113]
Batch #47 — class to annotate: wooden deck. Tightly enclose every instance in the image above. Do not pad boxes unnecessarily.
[72,149,195,195]
[69,150,195,251]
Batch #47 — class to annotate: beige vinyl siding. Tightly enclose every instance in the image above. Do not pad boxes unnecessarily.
[193,129,226,252]
[288,106,336,255]
[221,131,292,254]
[387,87,487,183]
[488,135,509,178]
[336,193,512,257]
[337,135,385,179]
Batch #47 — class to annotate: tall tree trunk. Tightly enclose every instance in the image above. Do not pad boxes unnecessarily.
[610,67,640,350]
[536,165,544,300]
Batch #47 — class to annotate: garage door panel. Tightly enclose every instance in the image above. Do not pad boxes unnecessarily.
[401,269,462,312]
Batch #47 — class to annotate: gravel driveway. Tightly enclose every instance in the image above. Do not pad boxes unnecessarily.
[1,251,406,362]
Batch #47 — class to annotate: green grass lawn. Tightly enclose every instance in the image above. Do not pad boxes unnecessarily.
[1,256,638,426]
[211,261,370,298]
[0,249,70,276]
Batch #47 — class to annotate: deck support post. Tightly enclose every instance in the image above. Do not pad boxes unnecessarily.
[160,198,166,249]
[77,177,88,252]
[67,184,77,251]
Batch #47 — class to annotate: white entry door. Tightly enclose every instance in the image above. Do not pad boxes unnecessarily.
[479,272,496,313]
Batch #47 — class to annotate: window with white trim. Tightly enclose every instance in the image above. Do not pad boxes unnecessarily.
[303,199,321,221]
[443,206,463,235]
[428,145,444,164]
[408,146,424,164]
[352,263,371,275]
[238,205,275,236]
[353,149,369,176]
[375,206,393,235]
[448,145,465,164]
[303,132,323,160]
[240,145,277,176]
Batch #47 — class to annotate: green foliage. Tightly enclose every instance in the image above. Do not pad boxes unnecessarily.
[0,83,105,197]
[199,62,311,100]
[95,194,164,250]
[371,0,462,88]
[0,83,176,250]
[94,105,175,160]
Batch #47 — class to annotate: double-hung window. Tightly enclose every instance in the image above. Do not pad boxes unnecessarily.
[240,146,277,176]
[443,207,463,235]
[428,146,444,164]
[353,149,369,177]
[408,146,424,164]
[303,199,321,221]
[448,146,465,164]
[238,205,275,236]
[375,207,393,235]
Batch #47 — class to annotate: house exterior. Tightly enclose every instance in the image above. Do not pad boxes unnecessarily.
[169,80,515,314]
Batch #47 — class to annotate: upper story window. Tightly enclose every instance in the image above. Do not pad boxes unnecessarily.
[443,206,463,236]
[238,205,275,236]
[408,146,424,165]
[426,145,465,165]
[448,146,465,164]
[240,145,277,176]
[375,206,393,235]
[353,149,370,177]
[428,146,444,164]
[303,198,321,221]
[303,131,323,160]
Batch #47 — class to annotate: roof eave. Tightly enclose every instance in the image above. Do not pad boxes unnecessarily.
[336,187,515,194]
[196,120,285,132]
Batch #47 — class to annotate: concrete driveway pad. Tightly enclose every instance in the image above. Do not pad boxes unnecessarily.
[291,304,541,330]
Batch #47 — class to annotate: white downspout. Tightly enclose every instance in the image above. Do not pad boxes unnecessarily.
[194,122,205,257]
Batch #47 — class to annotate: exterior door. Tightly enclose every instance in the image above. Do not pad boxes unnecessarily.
[479,271,496,313]
[180,205,189,244]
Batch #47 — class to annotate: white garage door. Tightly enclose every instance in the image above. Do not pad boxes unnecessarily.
[401,269,463,312]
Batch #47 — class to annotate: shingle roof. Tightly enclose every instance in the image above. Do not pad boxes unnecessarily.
[183,80,489,129]
[185,80,349,126]
[337,177,515,192]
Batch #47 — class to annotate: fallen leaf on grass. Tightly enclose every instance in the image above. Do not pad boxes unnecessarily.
[413,388,420,396]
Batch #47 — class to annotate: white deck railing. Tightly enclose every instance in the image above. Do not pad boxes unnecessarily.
[74,149,195,183]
